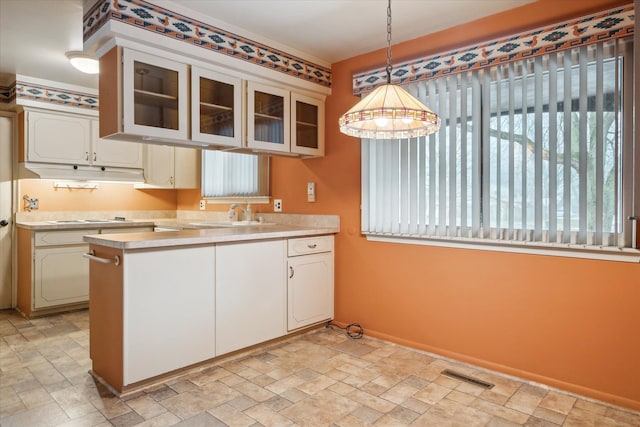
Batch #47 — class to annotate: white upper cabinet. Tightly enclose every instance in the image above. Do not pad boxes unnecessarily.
[91,120,142,168]
[121,48,189,141]
[246,81,291,153]
[26,110,91,165]
[99,46,325,157]
[139,144,200,189]
[191,66,242,148]
[291,93,325,157]
[22,109,142,169]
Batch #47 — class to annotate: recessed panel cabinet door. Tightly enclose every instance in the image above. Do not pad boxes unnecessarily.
[288,252,333,331]
[91,120,142,168]
[34,245,90,308]
[27,110,91,165]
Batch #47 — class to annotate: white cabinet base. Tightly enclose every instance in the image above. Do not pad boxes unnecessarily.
[216,240,286,355]
[123,246,215,385]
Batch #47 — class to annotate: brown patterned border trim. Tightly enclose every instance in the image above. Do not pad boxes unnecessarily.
[84,0,332,88]
[353,4,634,95]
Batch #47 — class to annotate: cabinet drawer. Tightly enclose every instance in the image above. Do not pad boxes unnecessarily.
[34,229,99,247]
[288,235,333,256]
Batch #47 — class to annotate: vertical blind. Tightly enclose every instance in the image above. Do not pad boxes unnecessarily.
[202,150,265,197]
[362,37,634,248]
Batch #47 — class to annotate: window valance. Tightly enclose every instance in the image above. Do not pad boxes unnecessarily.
[352,4,634,96]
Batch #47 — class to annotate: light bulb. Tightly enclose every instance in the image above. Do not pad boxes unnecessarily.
[374,117,388,127]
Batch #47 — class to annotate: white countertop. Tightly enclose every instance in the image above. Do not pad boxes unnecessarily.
[16,219,156,231]
[16,213,340,250]
[84,224,338,250]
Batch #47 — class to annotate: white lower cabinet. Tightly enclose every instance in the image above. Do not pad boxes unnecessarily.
[123,246,215,384]
[88,233,334,393]
[34,236,94,309]
[18,226,153,317]
[287,236,334,331]
[215,239,286,355]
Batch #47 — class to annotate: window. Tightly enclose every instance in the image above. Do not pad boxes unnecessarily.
[201,150,269,200]
[362,38,636,258]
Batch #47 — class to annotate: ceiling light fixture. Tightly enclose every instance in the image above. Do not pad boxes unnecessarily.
[339,0,440,139]
[66,51,99,74]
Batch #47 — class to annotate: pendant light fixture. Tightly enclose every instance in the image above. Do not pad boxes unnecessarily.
[339,0,440,139]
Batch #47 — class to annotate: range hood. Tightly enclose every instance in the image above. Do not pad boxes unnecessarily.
[19,162,145,183]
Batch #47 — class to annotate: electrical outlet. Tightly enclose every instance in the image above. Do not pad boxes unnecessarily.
[273,199,282,212]
[199,199,206,210]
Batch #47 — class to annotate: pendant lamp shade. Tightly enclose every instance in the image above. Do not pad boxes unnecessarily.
[339,83,441,139]
[339,0,440,139]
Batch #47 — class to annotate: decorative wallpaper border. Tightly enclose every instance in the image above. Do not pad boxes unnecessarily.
[0,84,16,104]
[84,0,332,88]
[1,80,99,111]
[353,4,634,95]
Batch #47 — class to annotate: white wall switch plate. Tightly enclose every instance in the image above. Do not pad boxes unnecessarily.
[307,182,316,202]
[274,199,282,212]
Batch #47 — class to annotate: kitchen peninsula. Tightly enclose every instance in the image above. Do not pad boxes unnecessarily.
[83,218,338,395]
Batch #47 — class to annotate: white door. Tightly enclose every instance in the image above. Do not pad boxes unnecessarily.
[0,115,13,308]
[33,245,90,308]
[216,240,286,355]
[26,110,91,165]
[91,119,142,168]
[288,252,334,331]
[142,144,174,187]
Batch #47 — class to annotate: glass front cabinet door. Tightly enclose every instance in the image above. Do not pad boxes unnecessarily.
[291,93,324,157]
[247,81,291,153]
[122,49,188,141]
[191,67,242,148]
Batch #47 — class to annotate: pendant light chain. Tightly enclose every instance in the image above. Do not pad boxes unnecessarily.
[386,0,392,83]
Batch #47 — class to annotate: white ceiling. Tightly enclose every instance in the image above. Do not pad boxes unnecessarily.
[0,0,533,90]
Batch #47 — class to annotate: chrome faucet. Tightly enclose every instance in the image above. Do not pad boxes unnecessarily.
[228,203,252,221]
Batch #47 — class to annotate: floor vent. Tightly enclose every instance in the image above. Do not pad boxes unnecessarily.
[441,369,495,389]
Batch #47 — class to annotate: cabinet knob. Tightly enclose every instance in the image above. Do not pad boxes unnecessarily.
[0,219,8,227]
[73,165,78,170]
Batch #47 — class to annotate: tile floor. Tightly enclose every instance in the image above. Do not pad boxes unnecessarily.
[1,309,639,427]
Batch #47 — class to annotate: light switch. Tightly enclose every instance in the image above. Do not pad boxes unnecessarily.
[307,182,316,202]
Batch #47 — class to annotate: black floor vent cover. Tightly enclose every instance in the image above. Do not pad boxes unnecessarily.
[441,369,495,389]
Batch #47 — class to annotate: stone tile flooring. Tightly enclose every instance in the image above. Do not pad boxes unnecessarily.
[1,309,639,426]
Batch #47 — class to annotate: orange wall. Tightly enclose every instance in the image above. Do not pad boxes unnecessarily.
[268,0,640,410]
[18,179,176,212]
